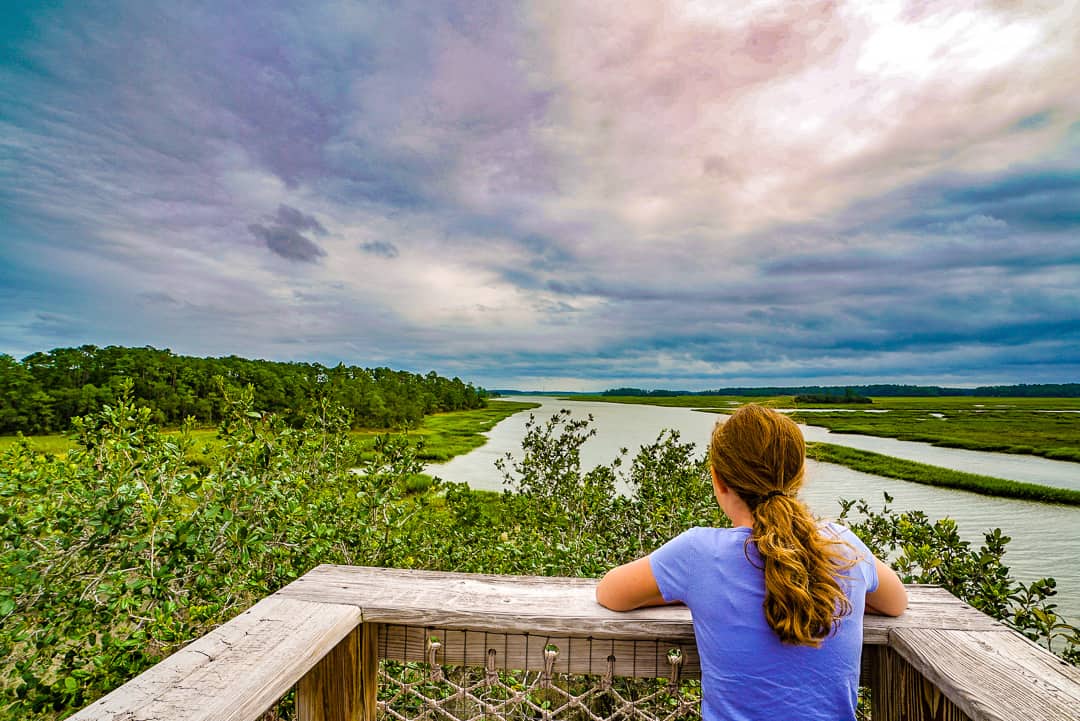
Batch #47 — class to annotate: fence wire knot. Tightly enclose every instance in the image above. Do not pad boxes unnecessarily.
[427,637,444,682]
[485,648,498,687]
[666,648,683,691]
[601,654,615,691]
[540,644,559,688]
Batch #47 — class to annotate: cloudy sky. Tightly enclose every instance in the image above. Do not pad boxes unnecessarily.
[2,0,1079,390]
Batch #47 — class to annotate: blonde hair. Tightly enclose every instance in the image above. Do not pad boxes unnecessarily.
[708,404,854,646]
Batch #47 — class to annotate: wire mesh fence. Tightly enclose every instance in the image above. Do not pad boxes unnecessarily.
[377,626,701,721]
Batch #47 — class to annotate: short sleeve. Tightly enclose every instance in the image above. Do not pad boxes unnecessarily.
[648,528,705,603]
[829,523,879,593]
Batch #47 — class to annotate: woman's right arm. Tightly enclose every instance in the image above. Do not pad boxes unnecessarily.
[596,556,672,611]
[866,557,908,616]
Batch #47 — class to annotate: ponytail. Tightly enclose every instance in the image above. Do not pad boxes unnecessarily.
[709,405,854,647]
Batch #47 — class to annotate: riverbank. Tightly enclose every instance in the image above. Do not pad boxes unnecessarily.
[790,408,1080,463]
[355,399,541,463]
[569,394,1080,411]
[570,394,1080,495]
[428,395,1080,625]
[807,442,1080,506]
[569,394,1080,462]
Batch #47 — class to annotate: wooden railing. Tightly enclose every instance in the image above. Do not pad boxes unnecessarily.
[69,565,1080,721]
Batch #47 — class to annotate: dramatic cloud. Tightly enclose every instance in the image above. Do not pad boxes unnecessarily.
[360,241,400,258]
[249,223,327,262]
[1,0,1079,388]
[275,204,329,236]
[248,204,329,262]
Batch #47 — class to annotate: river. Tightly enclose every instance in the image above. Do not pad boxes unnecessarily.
[428,396,1080,622]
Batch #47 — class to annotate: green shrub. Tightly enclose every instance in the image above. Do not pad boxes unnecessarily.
[838,494,1079,663]
[2,398,1074,720]
[0,382,425,717]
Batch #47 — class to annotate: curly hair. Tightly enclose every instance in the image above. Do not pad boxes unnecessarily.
[708,404,855,646]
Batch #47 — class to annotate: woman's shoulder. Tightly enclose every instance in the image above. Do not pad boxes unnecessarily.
[667,525,753,553]
[683,525,753,539]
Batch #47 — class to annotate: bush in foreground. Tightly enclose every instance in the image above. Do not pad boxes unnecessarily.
[0,399,1075,719]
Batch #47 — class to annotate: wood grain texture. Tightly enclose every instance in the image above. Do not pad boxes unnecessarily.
[274,566,988,645]
[298,624,362,721]
[360,624,379,721]
[274,565,693,641]
[377,624,701,679]
[888,628,1080,721]
[296,623,379,721]
[68,566,1080,721]
[867,645,973,721]
[68,596,362,721]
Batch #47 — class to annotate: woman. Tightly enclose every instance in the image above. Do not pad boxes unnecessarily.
[596,404,907,721]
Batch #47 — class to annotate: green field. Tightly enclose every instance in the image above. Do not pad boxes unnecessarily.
[0,433,76,455]
[0,399,539,466]
[568,393,1080,410]
[386,399,539,462]
[789,408,1080,462]
[567,394,1080,501]
[571,394,1080,462]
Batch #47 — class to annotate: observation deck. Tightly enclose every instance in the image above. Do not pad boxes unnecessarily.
[69,565,1080,721]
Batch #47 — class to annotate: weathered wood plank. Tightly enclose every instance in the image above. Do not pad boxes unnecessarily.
[867,645,973,721]
[69,596,362,721]
[72,566,1075,721]
[297,623,380,721]
[275,565,693,641]
[378,624,701,679]
[863,586,1004,645]
[360,624,379,721]
[275,566,987,644]
[888,628,1080,721]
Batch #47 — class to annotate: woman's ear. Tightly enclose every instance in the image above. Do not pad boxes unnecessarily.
[710,466,725,493]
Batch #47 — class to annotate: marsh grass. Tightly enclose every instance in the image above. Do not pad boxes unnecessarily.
[571,394,1080,411]
[0,400,539,475]
[0,433,75,455]
[567,394,755,408]
[789,409,1080,463]
[407,400,541,461]
[806,442,1080,505]
[574,395,1080,462]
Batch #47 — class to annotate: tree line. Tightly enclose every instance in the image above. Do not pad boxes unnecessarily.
[0,345,487,434]
[792,391,872,404]
[604,383,1080,397]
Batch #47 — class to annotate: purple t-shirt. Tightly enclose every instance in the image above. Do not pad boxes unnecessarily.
[649,523,878,721]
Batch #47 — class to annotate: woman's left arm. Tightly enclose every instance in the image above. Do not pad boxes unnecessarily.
[595,556,676,611]
[866,557,908,616]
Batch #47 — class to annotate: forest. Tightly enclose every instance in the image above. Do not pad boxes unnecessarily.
[0,345,487,434]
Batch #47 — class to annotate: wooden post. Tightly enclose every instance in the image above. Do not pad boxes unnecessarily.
[298,623,380,721]
[360,623,379,721]
[868,646,971,721]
